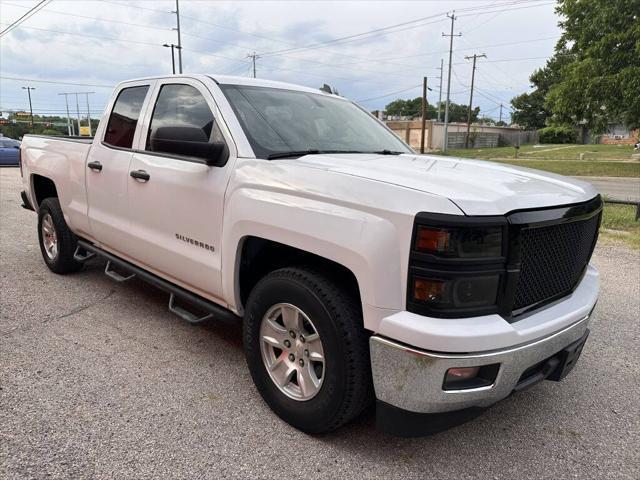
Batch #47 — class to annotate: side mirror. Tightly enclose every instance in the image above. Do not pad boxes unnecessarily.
[150,126,229,166]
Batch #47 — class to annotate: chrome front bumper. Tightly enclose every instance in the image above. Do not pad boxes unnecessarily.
[370,313,591,414]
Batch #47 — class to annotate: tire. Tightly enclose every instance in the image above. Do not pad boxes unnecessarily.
[243,267,372,433]
[37,197,82,274]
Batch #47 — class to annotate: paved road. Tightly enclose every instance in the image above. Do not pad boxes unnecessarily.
[1,167,639,479]
[574,176,640,202]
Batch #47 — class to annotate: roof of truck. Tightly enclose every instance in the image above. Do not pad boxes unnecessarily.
[117,74,339,98]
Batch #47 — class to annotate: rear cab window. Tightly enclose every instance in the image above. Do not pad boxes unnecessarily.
[104,85,149,148]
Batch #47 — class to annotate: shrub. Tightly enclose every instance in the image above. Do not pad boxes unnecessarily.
[538,126,576,144]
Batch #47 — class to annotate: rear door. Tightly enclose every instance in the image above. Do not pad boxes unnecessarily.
[86,81,153,254]
[126,78,235,302]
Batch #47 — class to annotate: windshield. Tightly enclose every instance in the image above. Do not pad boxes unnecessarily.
[0,139,20,148]
[219,84,412,159]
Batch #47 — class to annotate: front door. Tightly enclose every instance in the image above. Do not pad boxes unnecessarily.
[86,82,152,254]
[126,80,233,302]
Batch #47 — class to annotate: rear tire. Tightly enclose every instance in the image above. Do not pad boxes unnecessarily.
[243,267,372,433]
[37,197,82,274]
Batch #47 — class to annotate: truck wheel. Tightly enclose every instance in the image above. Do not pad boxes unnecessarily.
[243,267,372,433]
[37,197,82,274]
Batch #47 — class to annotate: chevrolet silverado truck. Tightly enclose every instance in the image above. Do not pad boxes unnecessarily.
[19,75,601,436]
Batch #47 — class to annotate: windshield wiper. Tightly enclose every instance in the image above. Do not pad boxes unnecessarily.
[371,149,404,155]
[267,149,321,159]
[267,149,405,159]
[267,149,373,159]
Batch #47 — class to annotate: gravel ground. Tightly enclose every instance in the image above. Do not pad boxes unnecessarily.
[1,167,639,479]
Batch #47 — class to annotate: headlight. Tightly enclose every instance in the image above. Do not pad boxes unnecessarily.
[415,225,502,258]
[408,214,507,318]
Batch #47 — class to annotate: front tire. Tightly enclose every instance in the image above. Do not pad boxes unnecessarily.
[37,197,82,274]
[243,267,372,433]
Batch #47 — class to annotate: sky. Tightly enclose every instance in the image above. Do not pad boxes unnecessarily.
[0,0,563,124]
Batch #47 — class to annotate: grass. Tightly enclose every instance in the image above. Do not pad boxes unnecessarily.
[599,203,640,250]
[435,144,640,177]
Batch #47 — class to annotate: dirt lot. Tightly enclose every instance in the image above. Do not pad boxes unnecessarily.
[1,167,639,479]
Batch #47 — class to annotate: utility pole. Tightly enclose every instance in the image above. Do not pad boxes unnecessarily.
[464,53,486,148]
[84,92,95,136]
[21,86,35,133]
[247,51,260,78]
[437,58,444,122]
[420,77,428,154]
[499,103,503,124]
[58,93,73,135]
[172,0,183,73]
[442,13,461,153]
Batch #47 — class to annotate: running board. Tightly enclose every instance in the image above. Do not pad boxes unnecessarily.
[76,240,240,325]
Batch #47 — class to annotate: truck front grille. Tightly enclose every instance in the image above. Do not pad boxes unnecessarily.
[513,213,600,311]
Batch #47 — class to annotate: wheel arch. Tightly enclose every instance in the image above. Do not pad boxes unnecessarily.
[31,174,58,209]
[235,236,362,315]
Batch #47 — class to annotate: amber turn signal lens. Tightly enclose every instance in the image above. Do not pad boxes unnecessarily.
[413,278,445,303]
[416,226,450,253]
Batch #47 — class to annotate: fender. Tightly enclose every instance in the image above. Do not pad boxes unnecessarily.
[222,186,404,314]
[23,135,92,236]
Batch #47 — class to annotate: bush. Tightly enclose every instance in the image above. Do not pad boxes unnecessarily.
[538,126,576,144]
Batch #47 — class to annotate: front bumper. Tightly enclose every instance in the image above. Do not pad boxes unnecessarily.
[370,311,591,434]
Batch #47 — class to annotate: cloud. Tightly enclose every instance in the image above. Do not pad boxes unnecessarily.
[0,0,561,120]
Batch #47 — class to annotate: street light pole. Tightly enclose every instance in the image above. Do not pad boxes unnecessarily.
[173,0,183,73]
[21,86,35,133]
[163,43,176,74]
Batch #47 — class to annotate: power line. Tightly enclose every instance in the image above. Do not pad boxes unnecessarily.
[356,85,423,103]
[259,0,544,58]
[0,76,114,88]
[0,0,50,37]
[2,1,172,31]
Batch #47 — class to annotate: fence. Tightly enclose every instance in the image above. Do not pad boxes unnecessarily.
[604,199,640,221]
[447,132,499,149]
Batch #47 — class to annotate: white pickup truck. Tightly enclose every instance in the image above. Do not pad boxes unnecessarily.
[19,74,601,436]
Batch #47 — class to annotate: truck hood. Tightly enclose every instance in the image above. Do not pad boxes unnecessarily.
[279,153,598,215]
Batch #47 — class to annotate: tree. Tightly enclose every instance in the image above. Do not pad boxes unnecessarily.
[510,53,575,129]
[545,0,640,132]
[384,97,437,119]
[444,102,480,123]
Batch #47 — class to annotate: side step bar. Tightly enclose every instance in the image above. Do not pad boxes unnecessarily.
[77,240,240,325]
[73,245,96,262]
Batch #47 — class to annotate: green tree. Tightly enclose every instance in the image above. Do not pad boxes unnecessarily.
[545,0,640,132]
[444,102,480,123]
[510,53,575,129]
[384,97,438,119]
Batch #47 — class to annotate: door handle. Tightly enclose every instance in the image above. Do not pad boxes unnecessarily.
[130,169,150,181]
[87,161,102,171]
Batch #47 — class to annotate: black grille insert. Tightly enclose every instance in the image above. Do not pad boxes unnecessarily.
[513,214,600,311]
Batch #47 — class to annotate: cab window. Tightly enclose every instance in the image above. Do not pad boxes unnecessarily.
[146,83,225,160]
[104,85,149,148]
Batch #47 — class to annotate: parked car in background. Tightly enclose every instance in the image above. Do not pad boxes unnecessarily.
[0,137,21,166]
